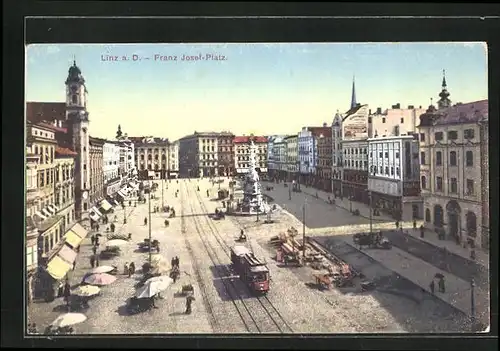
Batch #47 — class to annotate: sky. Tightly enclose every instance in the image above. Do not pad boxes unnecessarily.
[26,43,488,141]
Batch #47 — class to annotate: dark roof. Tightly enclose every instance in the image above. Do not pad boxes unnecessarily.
[284,134,297,140]
[37,122,68,133]
[56,146,77,157]
[26,102,66,123]
[304,127,331,138]
[89,136,106,146]
[419,99,488,127]
[342,104,366,121]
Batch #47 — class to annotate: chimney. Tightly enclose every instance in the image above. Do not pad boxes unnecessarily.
[419,105,422,109]
[376,107,382,114]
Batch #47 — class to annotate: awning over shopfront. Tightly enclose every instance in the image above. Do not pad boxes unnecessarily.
[35,211,47,221]
[117,189,128,198]
[57,244,77,264]
[99,200,113,212]
[89,212,100,222]
[128,182,139,190]
[46,256,72,280]
[109,197,120,206]
[46,205,56,215]
[64,223,88,249]
[50,204,59,213]
[42,208,52,217]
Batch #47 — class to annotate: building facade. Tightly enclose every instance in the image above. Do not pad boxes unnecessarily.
[54,147,77,229]
[285,135,298,182]
[234,135,268,175]
[298,125,330,187]
[331,111,343,196]
[370,104,426,138]
[317,127,332,192]
[178,132,219,178]
[89,137,105,205]
[479,118,489,250]
[103,141,121,196]
[217,132,235,176]
[368,135,421,220]
[169,140,179,178]
[26,150,41,303]
[267,135,286,181]
[418,99,488,249]
[133,137,171,179]
[274,137,288,181]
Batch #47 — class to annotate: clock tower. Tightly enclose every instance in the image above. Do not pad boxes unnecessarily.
[65,60,91,223]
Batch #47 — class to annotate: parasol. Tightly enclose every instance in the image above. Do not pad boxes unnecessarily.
[106,239,128,247]
[145,275,173,285]
[84,273,117,286]
[50,313,87,328]
[90,265,115,274]
[135,277,173,299]
[72,285,101,297]
[434,273,445,279]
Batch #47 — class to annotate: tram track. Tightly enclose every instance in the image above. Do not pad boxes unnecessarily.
[191,182,294,333]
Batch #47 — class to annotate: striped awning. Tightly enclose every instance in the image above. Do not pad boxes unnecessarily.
[46,256,72,280]
[90,206,103,217]
[50,204,59,213]
[89,211,100,222]
[57,244,77,265]
[42,208,52,217]
[99,200,113,212]
[35,211,47,220]
[64,223,88,248]
[46,205,56,215]
[110,198,120,206]
[117,189,127,198]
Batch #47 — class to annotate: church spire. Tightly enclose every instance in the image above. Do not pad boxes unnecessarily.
[437,69,451,109]
[350,75,357,109]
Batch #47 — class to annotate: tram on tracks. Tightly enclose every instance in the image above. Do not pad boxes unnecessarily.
[230,245,270,295]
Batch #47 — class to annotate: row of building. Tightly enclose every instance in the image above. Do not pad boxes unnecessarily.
[266,73,489,250]
[26,62,141,303]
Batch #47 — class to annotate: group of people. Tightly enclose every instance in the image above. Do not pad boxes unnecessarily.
[123,262,136,277]
[429,276,446,294]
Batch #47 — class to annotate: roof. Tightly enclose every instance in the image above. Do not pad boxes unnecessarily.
[89,136,106,146]
[419,100,488,127]
[37,122,68,133]
[130,136,170,146]
[284,134,297,140]
[26,102,66,123]
[342,104,366,121]
[233,136,268,143]
[231,245,251,257]
[55,146,77,157]
[303,127,331,138]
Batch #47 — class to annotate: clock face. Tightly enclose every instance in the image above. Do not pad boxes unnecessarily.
[82,191,88,199]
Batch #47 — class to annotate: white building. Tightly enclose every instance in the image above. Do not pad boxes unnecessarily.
[169,140,179,177]
[233,136,268,175]
[368,135,421,221]
[418,99,488,249]
[103,141,121,196]
[370,104,426,138]
[273,138,288,181]
[267,135,285,180]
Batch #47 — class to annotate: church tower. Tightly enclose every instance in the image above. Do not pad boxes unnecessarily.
[437,69,451,109]
[350,75,357,110]
[65,60,91,222]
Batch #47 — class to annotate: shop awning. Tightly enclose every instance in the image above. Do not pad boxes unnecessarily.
[42,208,52,217]
[92,206,103,217]
[117,189,127,198]
[110,198,120,206]
[46,256,72,280]
[50,204,59,213]
[46,205,56,214]
[64,223,88,248]
[57,244,77,264]
[89,212,100,222]
[99,200,113,212]
[128,182,139,190]
[35,211,47,220]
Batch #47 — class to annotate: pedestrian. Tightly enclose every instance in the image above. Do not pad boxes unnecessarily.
[129,262,136,275]
[429,280,435,294]
[124,262,129,275]
[413,220,417,230]
[90,255,95,268]
[185,294,195,314]
[150,296,157,309]
[395,220,399,229]
[91,234,95,246]
[73,261,76,270]
[438,277,446,293]
[92,245,97,255]
[95,256,100,267]
[129,200,132,207]
[96,224,100,231]
[128,264,133,278]
[171,257,176,269]
[144,217,148,226]
[420,225,425,238]
[95,236,100,246]
[63,280,71,307]
[175,256,180,269]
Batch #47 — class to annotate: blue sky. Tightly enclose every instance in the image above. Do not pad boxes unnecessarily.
[26,43,488,141]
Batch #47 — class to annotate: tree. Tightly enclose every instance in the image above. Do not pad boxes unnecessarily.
[116,125,123,139]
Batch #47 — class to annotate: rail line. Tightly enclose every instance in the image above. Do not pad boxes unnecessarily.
[192,183,294,333]
[179,182,220,332]
[184,182,262,333]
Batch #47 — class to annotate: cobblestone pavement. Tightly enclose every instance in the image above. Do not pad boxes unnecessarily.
[28,182,213,334]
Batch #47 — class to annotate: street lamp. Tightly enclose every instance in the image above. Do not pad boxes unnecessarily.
[123,202,127,224]
[302,197,307,259]
[470,278,476,331]
[349,194,353,213]
[368,190,373,234]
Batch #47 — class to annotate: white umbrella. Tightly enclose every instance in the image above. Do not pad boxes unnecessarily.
[51,313,87,328]
[90,265,115,274]
[106,239,128,247]
[135,277,173,298]
[72,285,101,297]
[145,275,173,285]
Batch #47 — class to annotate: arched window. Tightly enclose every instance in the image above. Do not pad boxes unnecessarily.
[425,208,431,222]
[421,175,427,189]
[147,154,152,160]
[466,151,473,166]
[72,95,77,104]
[433,205,443,227]
[450,151,457,166]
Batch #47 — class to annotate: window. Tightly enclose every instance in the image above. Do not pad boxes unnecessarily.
[464,129,475,139]
[355,161,359,168]
[450,178,458,194]
[370,152,373,158]
[436,177,443,191]
[379,166,383,174]
[400,118,404,123]
[396,167,400,176]
[447,131,458,140]
[83,164,86,170]
[421,176,427,189]
[383,152,388,158]
[379,152,383,158]
[72,95,77,104]
[436,151,442,166]
[382,118,386,123]
[420,133,425,142]
[363,161,368,169]
[425,208,431,222]
[391,167,394,176]
[450,151,457,166]
[385,167,389,175]
[466,179,475,195]
[420,152,426,165]
[396,152,400,159]
[466,151,473,166]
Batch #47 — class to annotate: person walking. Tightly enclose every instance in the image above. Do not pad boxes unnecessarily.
[128,263,133,278]
[171,257,176,269]
[90,255,96,268]
[185,294,195,314]
[395,220,399,230]
[124,262,129,276]
[129,262,136,275]
[438,277,446,293]
[144,217,148,226]
[63,280,71,308]
[95,236,100,246]
[420,225,425,238]
[73,261,77,271]
[429,280,435,294]
[413,220,417,230]
[95,256,100,267]
[92,245,97,255]
[175,256,180,269]
[91,234,95,246]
